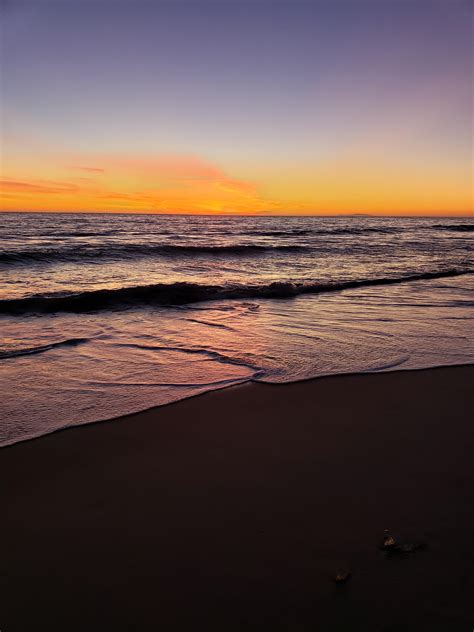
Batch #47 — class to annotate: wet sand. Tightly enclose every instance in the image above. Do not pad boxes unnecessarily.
[1,365,473,631]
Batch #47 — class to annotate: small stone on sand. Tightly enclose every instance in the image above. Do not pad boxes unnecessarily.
[333,570,351,583]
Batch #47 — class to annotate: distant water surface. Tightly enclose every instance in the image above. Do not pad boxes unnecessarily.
[0,213,473,446]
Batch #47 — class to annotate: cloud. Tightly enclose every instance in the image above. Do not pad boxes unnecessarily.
[0,179,79,194]
[102,154,226,181]
[1,152,285,213]
[74,166,105,173]
[99,192,144,201]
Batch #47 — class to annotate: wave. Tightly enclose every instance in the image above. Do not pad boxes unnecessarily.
[243,229,313,237]
[158,244,305,254]
[433,224,474,233]
[115,342,261,372]
[0,268,470,315]
[319,226,402,236]
[242,227,402,237]
[54,230,119,237]
[248,225,473,237]
[4,225,449,267]
[0,242,306,265]
[0,337,89,359]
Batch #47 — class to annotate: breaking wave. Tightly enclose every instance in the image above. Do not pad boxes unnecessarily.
[1,268,471,315]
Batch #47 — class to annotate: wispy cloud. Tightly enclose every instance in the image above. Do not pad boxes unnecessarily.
[0,179,79,194]
[74,166,105,173]
[1,153,284,213]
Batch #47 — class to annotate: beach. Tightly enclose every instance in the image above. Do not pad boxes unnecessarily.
[2,1,472,629]
[1,365,473,631]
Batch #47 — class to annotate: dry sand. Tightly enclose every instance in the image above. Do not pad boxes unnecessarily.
[1,365,473,631]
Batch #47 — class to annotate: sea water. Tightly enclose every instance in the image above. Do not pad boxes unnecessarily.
[0,213,472,446]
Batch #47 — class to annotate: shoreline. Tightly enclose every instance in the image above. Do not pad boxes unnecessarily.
[1,364,473,630]
[1,361,473,449]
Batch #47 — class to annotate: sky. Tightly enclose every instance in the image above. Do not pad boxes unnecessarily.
[0,0,472,215]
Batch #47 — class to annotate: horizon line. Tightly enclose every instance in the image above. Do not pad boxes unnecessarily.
[1,210,473,218]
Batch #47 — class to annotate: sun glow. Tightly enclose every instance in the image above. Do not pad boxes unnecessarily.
[1,148,472,215]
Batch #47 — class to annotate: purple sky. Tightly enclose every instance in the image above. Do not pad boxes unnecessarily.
[1,0,472,214]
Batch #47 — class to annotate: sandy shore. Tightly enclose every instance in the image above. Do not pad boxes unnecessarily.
[1,365,473,631]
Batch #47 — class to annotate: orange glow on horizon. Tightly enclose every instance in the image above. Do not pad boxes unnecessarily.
[1,151,472,216]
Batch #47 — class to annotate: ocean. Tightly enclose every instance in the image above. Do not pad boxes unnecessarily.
[0,213,473,446]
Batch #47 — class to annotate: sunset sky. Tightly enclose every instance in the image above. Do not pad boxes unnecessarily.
[1,0,472,215]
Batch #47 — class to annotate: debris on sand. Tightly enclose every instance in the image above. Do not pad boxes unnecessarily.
[380,529,425,554]
[333,570,351,584]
